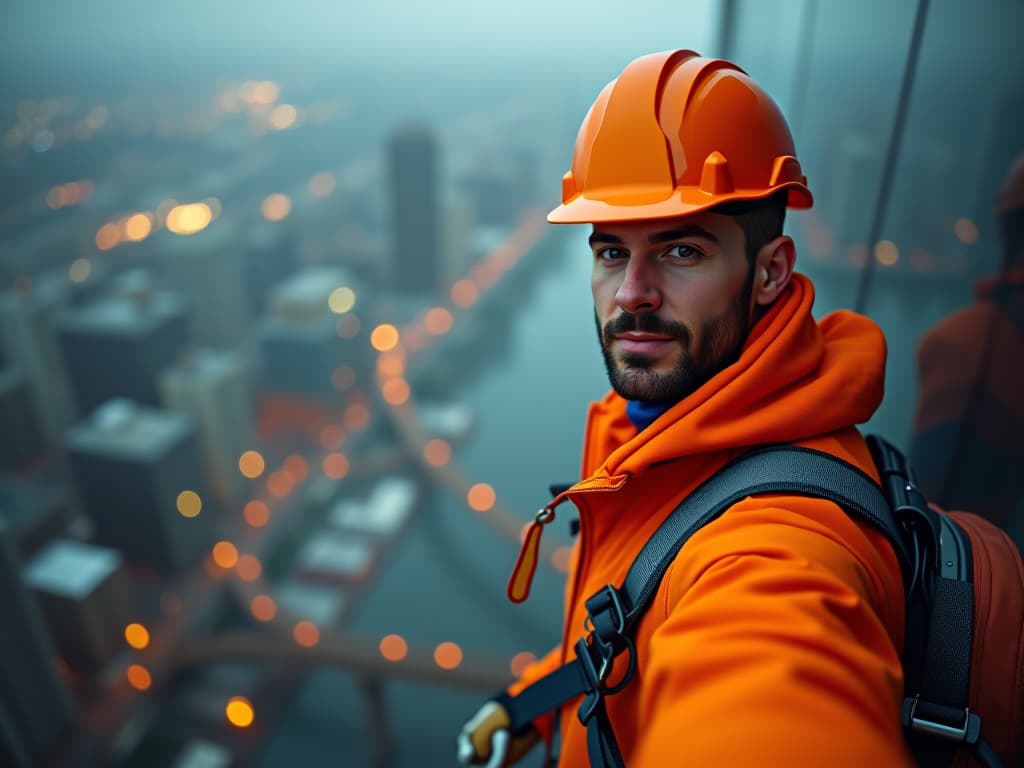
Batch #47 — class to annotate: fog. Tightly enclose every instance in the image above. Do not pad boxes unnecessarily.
[1,1,1022,766]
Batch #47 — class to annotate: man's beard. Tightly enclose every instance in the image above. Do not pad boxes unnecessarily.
[595,274,753,405]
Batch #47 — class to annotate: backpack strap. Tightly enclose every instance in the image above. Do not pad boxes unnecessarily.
[869,438,999,765]
[504,444,910,766]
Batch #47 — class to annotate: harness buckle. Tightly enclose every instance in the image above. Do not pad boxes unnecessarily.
[901,695,982,745]
[575,586,638,727]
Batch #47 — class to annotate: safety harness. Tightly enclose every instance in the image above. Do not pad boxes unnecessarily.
[499,436,1004,768]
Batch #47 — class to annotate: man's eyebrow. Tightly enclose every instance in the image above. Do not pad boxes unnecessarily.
[648,225,719,245]
[588,232,623,247]
[588,226,720,248]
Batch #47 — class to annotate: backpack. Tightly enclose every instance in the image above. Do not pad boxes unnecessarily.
[500,435,1024,767]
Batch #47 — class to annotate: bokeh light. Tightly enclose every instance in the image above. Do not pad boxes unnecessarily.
[267,470,294,499]
[250,595,277,622]
[236,554,262,582]
[261,193,292,222]
[165,203,212,235]
[954,218,979,245]
[95,222,119,250]
[293,621,320,648]
[239,450,266,479]
[510,652,537,677]
[379,634,408,662]
[343,402,371,432]
[423,438,452,467]
[122,213,153,241]
[226,697,255,728]
[381,378,410,406]
[269,104,298,130]
[370,324,400,352]
[212,541,239,569]
[450,279,479,308]
[309,171,337,198]
[124,623,150,650]
[328,286,356,314]
[176,490,202,518]
[434,642,463,670]
[244,500,271,528]
[322,452,350,480]
[874,240,899,267]
[126,664,152,691]
[423,307,454,335]
[68,258,91,283]
[467,483,497,512]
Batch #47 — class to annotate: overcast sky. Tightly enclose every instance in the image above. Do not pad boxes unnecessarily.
[0,0,720,84]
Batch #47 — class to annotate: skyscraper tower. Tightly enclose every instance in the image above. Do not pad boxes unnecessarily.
[387,124,441,294]
[0,273,78,440]
[159,349,253,506]
[66,399,212,573]
[0,520,76,767]
[57,275,189,415]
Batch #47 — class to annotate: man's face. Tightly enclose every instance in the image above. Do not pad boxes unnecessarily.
[590,211,754,404]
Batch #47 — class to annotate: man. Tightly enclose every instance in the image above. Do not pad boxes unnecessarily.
[910,153,1024,547]
[458,50,910,766]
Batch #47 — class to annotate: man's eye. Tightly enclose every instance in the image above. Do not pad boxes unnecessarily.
[597,247,627,261]
[664,245,700,262]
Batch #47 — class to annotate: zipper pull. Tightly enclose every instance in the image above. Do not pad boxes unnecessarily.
[507,504,558,603]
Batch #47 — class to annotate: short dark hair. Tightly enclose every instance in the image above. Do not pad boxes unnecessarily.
[713,191,788,267]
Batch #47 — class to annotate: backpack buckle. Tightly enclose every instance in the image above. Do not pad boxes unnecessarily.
[901,695,982,746]
[585,584,628,654]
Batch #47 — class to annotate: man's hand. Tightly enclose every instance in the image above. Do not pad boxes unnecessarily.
[456,700,539,767]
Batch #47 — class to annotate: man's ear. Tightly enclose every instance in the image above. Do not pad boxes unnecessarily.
[752,235,796,307]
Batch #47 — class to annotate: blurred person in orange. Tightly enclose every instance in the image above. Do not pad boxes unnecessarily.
[910,152,1024,547]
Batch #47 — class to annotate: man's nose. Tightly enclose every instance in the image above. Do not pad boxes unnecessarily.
[615,257,661,314]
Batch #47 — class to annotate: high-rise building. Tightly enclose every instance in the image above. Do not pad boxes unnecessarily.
[57,284,189,415]
[67,399,212,573]
[0,273,77,440]
[0,473,71,560]
[442,200,474,284]
[0,520,76,768]
[0,368,46,470]
[387,124,441,294]
[258,266,366,401]
[152,220,251,352]
[159,349,253,506]
[243,221,299,317]
[22,538,133,673]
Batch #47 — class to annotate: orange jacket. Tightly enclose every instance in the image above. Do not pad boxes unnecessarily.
[509,273,910,767]
[910,267,1024,526]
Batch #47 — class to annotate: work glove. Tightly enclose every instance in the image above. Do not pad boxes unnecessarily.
[456,700,539,767]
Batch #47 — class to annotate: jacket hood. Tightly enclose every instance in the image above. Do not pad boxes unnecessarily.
[585,272,886,478]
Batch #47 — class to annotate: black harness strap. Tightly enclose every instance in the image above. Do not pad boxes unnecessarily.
[506,447,905,743]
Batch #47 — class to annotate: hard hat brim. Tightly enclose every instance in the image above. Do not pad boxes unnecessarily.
[547,184,813,224]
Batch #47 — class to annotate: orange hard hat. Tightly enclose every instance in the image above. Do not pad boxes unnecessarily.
[997,153,1024,215]
[548,50,813,224]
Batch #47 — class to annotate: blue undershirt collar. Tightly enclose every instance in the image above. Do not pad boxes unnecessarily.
[626,400,673,432]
